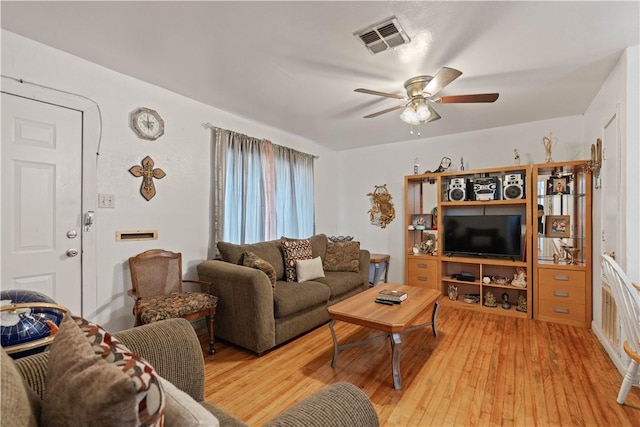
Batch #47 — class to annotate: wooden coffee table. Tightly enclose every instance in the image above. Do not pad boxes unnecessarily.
[328,284,440,390]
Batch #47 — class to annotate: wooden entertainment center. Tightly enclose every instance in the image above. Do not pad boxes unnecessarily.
[404,161,592,326]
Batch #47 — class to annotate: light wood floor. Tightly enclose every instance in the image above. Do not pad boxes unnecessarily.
[198,299,640,426]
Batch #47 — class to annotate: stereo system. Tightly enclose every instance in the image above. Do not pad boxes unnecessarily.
[446,173,524,201]
[503,173,525,200]
[447,178,469,202]
[473,177,501,201]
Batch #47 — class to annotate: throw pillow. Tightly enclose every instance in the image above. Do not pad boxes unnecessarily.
[243,251,277,289]
[323,241,361,272]
[42,315,165,427]
[158,375,220,427]
[1,348,40,427]
[295,256,325,282]
[281,238,312,282]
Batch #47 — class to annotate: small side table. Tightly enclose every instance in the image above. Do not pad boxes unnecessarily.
[369,253,390,286]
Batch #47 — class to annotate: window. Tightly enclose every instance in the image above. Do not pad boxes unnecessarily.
[211,128,315,246]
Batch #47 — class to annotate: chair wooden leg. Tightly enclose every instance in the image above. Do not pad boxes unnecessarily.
[617,360,639,404]
[208,313,216,355]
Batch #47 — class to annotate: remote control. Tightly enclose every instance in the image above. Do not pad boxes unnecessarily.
[375,299,394,305]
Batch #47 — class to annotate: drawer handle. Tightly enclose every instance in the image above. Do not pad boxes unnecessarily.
[554,307,570,314]
[554,290,570,297]
[417,263,428,268]
[417,276,427,281]
[554,275,570,281]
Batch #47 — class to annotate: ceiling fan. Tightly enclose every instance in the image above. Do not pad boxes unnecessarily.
[354,67,499,126]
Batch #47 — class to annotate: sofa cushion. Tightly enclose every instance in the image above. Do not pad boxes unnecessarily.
[281,239,313,282]
[296,256,325,282]
[217,239,285,280]
[242,251,277,289]
[42,315,165,427]
[273,280,331,318]
[1,348,40,427]
[158,375,220,427]
[323,241,361,272]
[282,234,328,262]
[314,271,365,299]
[138,292,217,324]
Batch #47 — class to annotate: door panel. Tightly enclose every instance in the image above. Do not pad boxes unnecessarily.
[601,114,623,267]
[1,93,83,314]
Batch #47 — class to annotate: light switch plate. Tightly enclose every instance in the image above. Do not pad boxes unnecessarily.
[98,193,115,208]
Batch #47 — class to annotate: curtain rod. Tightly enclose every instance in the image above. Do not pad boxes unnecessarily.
[202,122,319,159]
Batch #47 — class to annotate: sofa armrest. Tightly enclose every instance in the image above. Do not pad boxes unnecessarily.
[14,351,49,399]
[197,260,276,354]
[358,249,371,290]
[263,382,379,427]
[114,318,205,402]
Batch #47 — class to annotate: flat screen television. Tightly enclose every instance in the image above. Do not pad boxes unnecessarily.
[443,214,522,259]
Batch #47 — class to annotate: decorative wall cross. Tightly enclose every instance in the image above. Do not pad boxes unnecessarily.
[129,156,166,201]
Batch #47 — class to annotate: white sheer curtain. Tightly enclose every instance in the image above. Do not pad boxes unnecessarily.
[211,128,315,248]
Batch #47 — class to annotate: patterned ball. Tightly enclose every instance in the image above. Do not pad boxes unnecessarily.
[0,289,66,359]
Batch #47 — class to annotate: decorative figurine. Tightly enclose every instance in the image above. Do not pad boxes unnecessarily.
[512,268,527,288]
[484,291,497,307]
[564,247,580,265]
[460,157,465,171]
[483,276,491,284]
[516,294,528,313]
[542,132,557,163]
[514,149,521,165]
[553,253,560,264]
[448,284,459,301]
[501,292,511,310]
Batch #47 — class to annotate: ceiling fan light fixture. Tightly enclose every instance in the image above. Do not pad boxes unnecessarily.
[400,99,431,125]
[400,106,419,125]
[415,100,431,120]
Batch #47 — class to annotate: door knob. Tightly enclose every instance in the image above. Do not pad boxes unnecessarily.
[66,249,79,257]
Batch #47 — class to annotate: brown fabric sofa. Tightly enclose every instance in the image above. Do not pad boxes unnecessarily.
[197,234,370,355]
[4,318,379,427]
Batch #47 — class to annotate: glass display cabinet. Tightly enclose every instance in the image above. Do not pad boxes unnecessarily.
[532,161,592,327]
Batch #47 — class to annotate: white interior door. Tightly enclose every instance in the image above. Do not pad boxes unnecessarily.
[601,113,623,267]
[1,93,83,314]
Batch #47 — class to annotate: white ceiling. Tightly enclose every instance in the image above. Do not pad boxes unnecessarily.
[2,1,639,151]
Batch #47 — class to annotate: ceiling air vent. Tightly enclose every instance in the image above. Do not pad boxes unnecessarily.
[354,16,411,55]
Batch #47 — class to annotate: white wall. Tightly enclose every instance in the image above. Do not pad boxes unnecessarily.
[1,30,339,331]
[584,45,640,374]
[337,116,586,284]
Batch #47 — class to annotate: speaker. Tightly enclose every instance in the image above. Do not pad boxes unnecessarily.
[448,178,468,201]
[503,173,524,200]
[473,177,500,201]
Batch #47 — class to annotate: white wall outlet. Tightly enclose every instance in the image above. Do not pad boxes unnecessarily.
[98,193,115,208]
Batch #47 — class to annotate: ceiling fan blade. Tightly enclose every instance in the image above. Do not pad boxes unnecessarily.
[354,88,405,100]
[363,104,405,118]
[434,93,499,103]
[423,67,462,97]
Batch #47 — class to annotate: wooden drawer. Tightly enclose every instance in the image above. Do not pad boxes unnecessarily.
[538,268,586,288]
[538,299,586,323]
[407,257,438,288]
[537,268,587,324]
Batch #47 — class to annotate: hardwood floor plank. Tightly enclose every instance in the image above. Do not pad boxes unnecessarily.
[198,300,640,426]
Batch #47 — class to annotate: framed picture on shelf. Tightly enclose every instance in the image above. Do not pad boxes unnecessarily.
[546,176,571,195]
[545,215,570,238]
[411,214,433,230]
